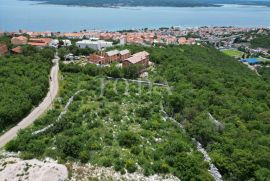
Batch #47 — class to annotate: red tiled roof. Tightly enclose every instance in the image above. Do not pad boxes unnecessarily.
[11,46,22,54]
[125,51,149,64]
[28,38,52,46]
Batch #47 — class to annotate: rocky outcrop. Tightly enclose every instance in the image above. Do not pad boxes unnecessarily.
[0,156,68,181]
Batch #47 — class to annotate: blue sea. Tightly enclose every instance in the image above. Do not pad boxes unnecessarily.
[0,0,270,31]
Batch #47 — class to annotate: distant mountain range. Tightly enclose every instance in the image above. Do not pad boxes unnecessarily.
[26,0,270,7]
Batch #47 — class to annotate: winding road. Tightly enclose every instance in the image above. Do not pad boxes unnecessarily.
[0,56,59,148]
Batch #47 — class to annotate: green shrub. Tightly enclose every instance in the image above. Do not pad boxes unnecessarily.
[125,159,137,173]
[131,146,141,155]
[114,159,125,172]
[118,131,140,148]
[101,157,113,167]
[79,150,90,163]
[20,152,34,160]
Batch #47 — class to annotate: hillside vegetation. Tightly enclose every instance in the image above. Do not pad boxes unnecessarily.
[0,46,54,133]
[250,35,270,49]
[6,45,270,180]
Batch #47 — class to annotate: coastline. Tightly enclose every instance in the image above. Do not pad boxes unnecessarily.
[2,0,270,32]
[19,0,270,10]
[21,0,222,8]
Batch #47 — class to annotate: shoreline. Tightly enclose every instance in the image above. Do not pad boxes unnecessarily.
[21,0,270,8]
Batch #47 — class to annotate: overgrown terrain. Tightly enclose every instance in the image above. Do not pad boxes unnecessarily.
[0,46,54,133]
[6,72,213,180]
[6,45,270,180]
[250,34,270,49]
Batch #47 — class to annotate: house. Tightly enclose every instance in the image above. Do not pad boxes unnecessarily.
[123,51,149,68]
[49,39,72,48]
[11,36,28,45]
[119,36,127,45]
[104,50,119,63]
[61,40,72,47]
[49,39,59,48]
[28,38,52,47]
[88,49,131,65]
[119,50,130,61]
[0,43,8,56]
[104,49,130,63]
[76,40,113,50]
[178,37,187,44]
[88,54,106,64]
[11,46,22,54]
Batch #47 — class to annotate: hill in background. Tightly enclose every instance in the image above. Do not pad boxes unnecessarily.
[25,0,270,7]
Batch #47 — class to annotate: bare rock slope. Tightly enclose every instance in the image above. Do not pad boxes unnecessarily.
[0,156,68,181]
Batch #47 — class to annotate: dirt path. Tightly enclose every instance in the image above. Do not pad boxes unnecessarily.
[0,56,59,148]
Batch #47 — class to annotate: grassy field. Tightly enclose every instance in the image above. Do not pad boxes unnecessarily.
[221,49,244,58]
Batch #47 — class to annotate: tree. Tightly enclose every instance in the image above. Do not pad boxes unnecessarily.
[58,47,69,60]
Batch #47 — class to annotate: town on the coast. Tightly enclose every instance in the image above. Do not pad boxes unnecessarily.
[1,27,270,72]
[1,25,270,181]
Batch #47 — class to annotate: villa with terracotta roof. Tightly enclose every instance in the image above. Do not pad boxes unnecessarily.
[123,51,149,68]
[11,36,28,45]
[28,38,52,47]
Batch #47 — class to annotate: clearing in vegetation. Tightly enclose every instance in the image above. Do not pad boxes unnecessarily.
[221,49,244,58]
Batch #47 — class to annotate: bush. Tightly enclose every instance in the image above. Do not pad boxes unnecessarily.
[20,152,35,160]
[79,150,90,163]
[131,146,141,155]
[114,159,125,172]
[152,161,170,173]
[118,131,140,148]
[101,157,113,167]
[125,159,137,173]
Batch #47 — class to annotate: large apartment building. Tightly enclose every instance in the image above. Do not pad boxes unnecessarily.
[88,49,130,64]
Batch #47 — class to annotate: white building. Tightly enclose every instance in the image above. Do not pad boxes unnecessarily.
[49,39,59,48]
[76,39,113,50]
[49,39,72,48]
[62,40,72,47]
[120,36,126,45]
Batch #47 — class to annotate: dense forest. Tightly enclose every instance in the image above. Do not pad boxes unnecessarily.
[0,46,54,133]
[258,66,270,83]
[25,0,270,7]
[250,35,270,49]
[6,45,270,180]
